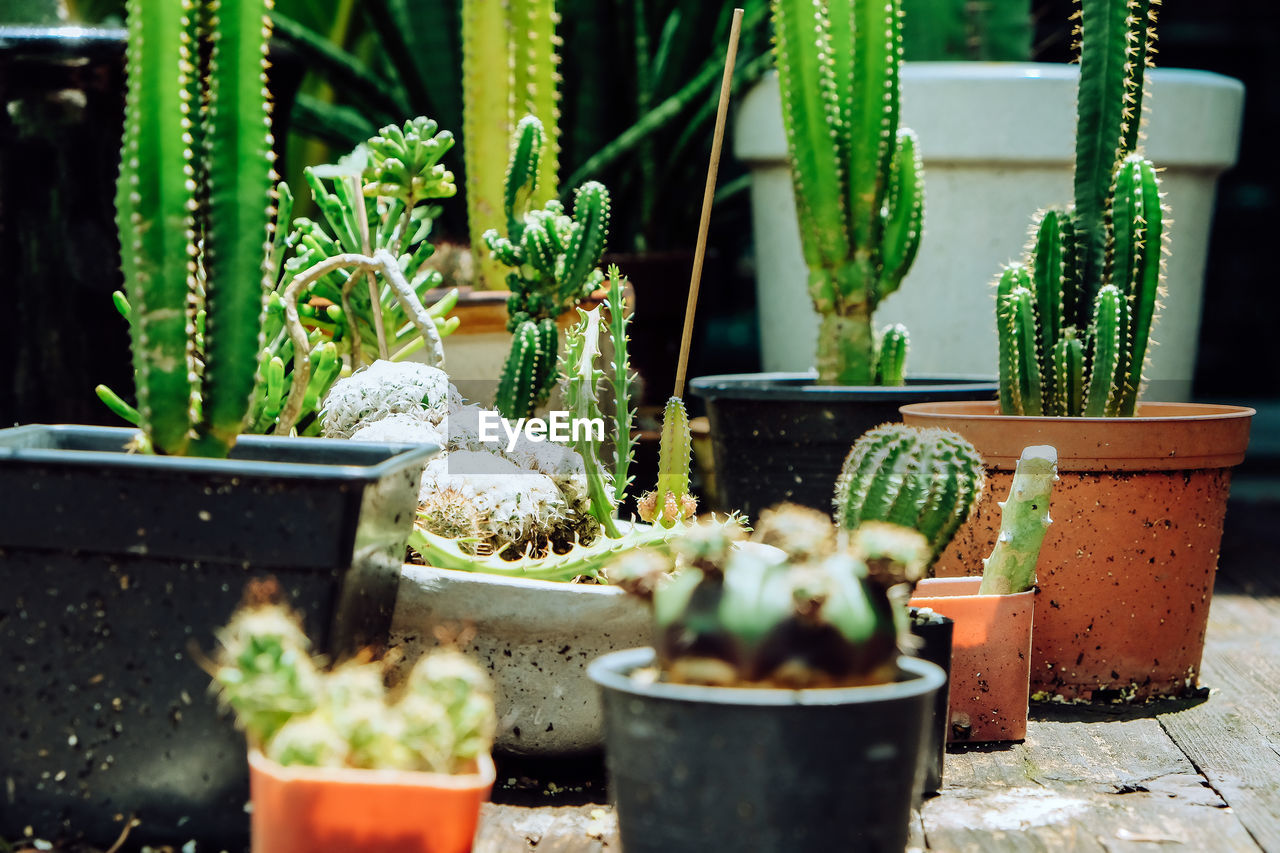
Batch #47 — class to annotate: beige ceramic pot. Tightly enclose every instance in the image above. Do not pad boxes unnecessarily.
[901,401,1253,702]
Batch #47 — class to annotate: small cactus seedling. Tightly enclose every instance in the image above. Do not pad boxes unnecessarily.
[484,116,611,419]
[772,0,925,386]
[834,424,986,565]
[995,0,1165,417]
[611,505,931,688]
[211,582,495,774]
[637,396,697,528]
[978,445,1058,595]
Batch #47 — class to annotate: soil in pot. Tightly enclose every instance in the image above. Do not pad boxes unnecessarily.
[589,648,945,853]
[249,750,494,853]
[910,577,1033,742]
[689,374,996,517]
[902,401,1254,702]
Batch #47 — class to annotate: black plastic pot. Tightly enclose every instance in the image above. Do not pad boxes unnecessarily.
[688,373,998,517]
[0,425,434,850]
[909,608,955,797]
[589,648,945,853]
[0,26,304,428]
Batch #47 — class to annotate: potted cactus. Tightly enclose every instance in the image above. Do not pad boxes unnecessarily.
[736,3,1242,396]
[902,0,1253,702]
[210,581,496,853]
[910,445,1057,743]
[690,0,996,518]
[330,283,714,757]
[588,506,946,852]
[0,2,433,846]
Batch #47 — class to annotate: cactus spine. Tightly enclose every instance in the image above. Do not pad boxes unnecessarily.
[485,116,611,420]
[115,0,275,457]
[463,0,561,291]
[772,0,925,386]
[978,445,1057,595]
[833,424,986,564]
[606,266,636,505]
[996,0,1164,417]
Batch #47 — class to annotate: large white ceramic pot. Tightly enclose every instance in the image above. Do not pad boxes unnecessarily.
[736,63,1245,402]
[390,565,651,756]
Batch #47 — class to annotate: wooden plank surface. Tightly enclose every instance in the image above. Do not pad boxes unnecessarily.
[1158,588,1280,852]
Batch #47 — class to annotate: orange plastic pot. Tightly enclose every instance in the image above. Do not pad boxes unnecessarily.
[901,401,1254,702]
[248,750,495,853]
[910,577,1033,742]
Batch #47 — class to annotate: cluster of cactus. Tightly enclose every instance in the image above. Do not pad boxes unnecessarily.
[979,445,1058,595]
[485,116,611,420]
[462,0,561,292]
[772,0,925,386]
[611,505,931,688]
[996,0,1164,417]
[106,0,276,457]
[833,424,986,564]
[101,110,462,437]
[211,581,495,773]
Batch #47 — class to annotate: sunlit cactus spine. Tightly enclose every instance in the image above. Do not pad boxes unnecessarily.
[114,0,276,457]
[612,505,931,688]
[996,0,1165,417]
[833,424,986,564]
[771,0,925,386]
[484,116,611,419]
[463,0,561,291]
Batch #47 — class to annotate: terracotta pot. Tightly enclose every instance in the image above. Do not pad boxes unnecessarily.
[901,401,1254,702]
[248,749,495,853]
[910,577,1033,742]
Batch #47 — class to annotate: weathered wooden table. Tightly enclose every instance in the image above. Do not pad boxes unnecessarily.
[477,503,1280,852]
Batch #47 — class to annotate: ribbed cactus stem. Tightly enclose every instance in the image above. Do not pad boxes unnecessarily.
[463,0,560,290]
[772,0,923,386]
[978,445,1057,595]
[833,424,986,563]
[649,396,694,528]
[1083,284,1129,417]
[875,324,909,386]
[495,320,547,421]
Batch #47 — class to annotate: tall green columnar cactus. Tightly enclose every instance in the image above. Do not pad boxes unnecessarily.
[463,0,560,291]
[772,0,925,386]
[115,0,275,457]
[485,116,610,420]
[978,445,1057,595]
[996,0,1164,417]
[833,424,985,564]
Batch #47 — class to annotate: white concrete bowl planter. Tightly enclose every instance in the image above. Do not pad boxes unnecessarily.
[391,564,650,756]
[737,63,1245,401]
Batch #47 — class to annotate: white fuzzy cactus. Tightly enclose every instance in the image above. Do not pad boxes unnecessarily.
[321,361,458,439]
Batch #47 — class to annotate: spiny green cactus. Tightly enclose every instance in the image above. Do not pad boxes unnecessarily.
[212,583,495,774]
[978,445,1058,595]
[638,396,697,528]
[463,0,561,291]
[485,116,611,419]
[605,266,636,505]
[612,505,931,688]
[772,0,925,386]
[997,0,1164,417]
[560,307,621,538]
[876,324,910,386]
[113,0,275,457]
[833,424,986,564]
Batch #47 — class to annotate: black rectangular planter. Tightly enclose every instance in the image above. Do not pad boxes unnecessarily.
[0,425,435,849]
